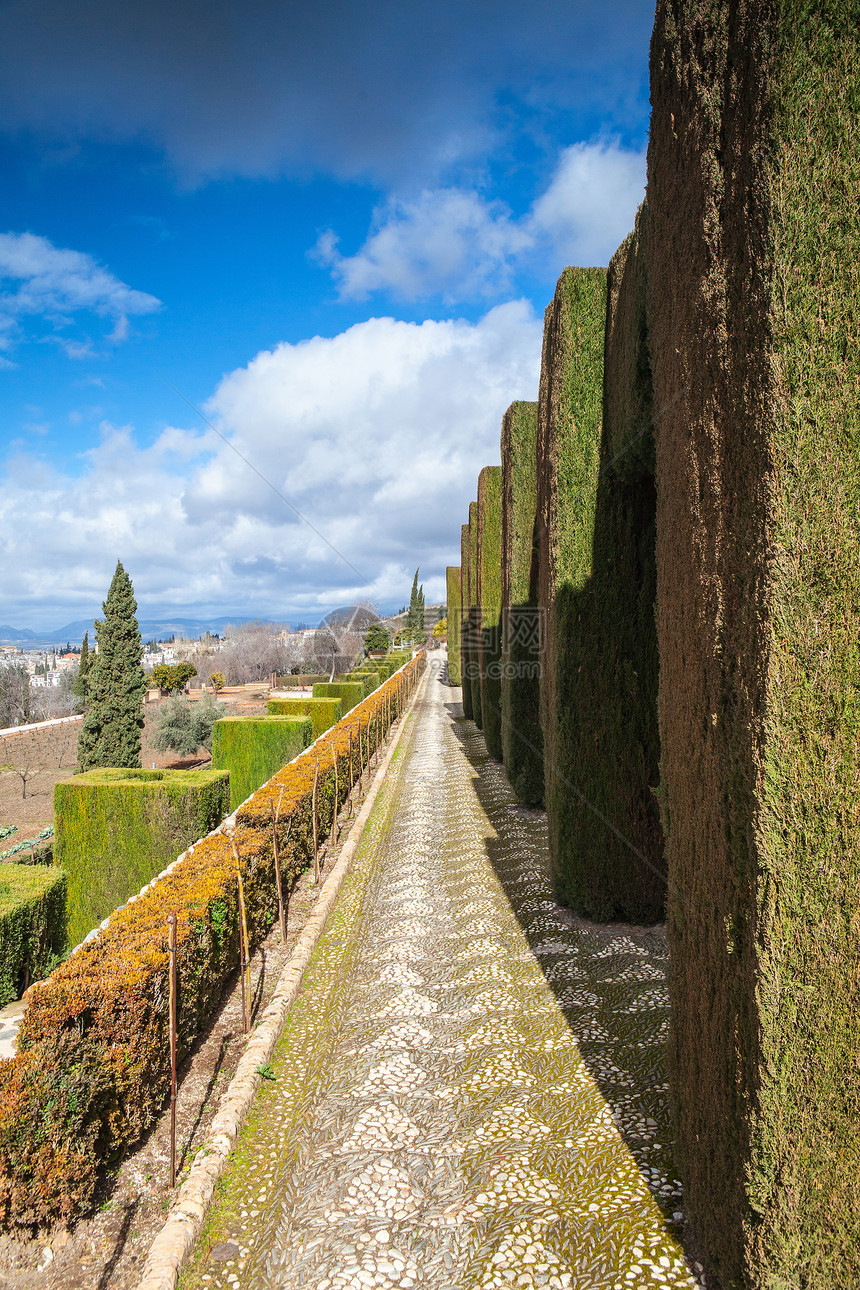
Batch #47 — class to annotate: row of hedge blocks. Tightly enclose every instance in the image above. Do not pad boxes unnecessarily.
[267,696,343,740]
[211,717,311,813]
[55,767,231,948]
[476,466,503,760]
[0,864,67,1007]
[446,566,462,686]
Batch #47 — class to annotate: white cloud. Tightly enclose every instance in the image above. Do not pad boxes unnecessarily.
[0,303,542,625]
[0,231,161,354]
[320,141,646,301]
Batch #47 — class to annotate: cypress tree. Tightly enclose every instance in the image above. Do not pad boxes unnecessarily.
[73,631,90,701]
[417,584,425,637]
[407,568,420,639]
[77,562,147,770]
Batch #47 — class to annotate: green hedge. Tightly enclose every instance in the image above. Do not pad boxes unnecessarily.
[468,500,483,728]
[460,523,473,720]
[347,671,379,694]
[0,865,67,1007]
[552,210,665,924]
[500,400,543,805]
[446,566,462,686]
[312,681,365,715]
[212,716,311,813]
[535,266,607,910]
[477,465,503,759]
[648,3,860,1284]
[266,696,343,740]
[54,768,230,949]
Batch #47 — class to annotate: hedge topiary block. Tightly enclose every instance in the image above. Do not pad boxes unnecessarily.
[500,400,543,805]
[348,671,380,693]
[54,767,230,949]
[648,4,860,1284]
[312,682,365,716]
[468,501,483,728]
[212,716,311,813]
[460,523,473,720]
[549,212,665,925]
[446,566,462,686]
[266,696,343,740]
[477,466,503,759]
[0,864,67,1006]
[536,265,607,909]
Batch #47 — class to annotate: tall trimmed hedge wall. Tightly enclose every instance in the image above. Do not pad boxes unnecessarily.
[0,865,67,1007]
[266,696,342,740]
[312,681,365,715]
[460,523,473,720]
[535,266,608,910]
[648,3,860,1285]
[468,501,482,729]
[346,671,379,694]
[500,400,543,806]
[212,716,311,812]
[552,211,665,924]
[446,566,462,686]
[476,466,503,760]
[55,767,230,948]
[0,654,426,1227]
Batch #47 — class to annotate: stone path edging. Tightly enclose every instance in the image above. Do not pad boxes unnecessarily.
[135,666,429,1290]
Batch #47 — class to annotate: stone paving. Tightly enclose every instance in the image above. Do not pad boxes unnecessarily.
[184,662,701,1290]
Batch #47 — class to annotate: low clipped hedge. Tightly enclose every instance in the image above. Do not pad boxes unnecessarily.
[55,768,230,950]
[0,866,67,1007]
[212,716,312,812]
[266,696,343,740]
[0,652,425,1228]
[346,671,379,694]
[312,681,365,715]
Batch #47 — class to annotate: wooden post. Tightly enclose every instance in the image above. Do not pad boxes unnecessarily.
[331,745,339,845]
[312,762,320,883]
[348,726,354,815]
[272,785,287,942]
[168,912,177,1188]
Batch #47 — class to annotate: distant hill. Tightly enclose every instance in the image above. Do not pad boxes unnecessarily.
[0,615,274,649]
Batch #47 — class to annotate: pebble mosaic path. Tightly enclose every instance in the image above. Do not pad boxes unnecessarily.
[185,662,701,1290]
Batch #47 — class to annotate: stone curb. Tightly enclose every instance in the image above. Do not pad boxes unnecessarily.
[134,664,428,1290]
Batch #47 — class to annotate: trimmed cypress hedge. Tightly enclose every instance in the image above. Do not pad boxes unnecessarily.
[648,4,860,1285]
[460,523,473,719]
[0,865,67,1007]
[550,211,665,924]
[476,466,503,759]
[347,671,380,694]
[312,681,365,715]
[54,768,230,949]
[266,696,343,740]
[500,400,543,805]
[212,716,311,812]
[0,654,426,1227]
[468,501,483,728]
[446,566,462,686]
[535,266,607,909]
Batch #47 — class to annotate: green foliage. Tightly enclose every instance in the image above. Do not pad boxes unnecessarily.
[460,526,473,718]
[54,767,230,948]
[152,692,227,757]
[468,501,483,728]
[477,466,503,760]
[405,568,425,640]
[76,562,147,771]
[209,670,225,692]
[72,631,89,702]
[266,696,343,740]
[500,401,543,806]
[0,864,66,1006]
[150,661,196,692]
[345,671,379,695]
[312,682,365,715]
[446,568,462,686]
[363,623,391,652]
[211,715,312,811]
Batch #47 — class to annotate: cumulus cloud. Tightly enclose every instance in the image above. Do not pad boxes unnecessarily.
[1,304,542,625]
[0,231,161,355]
[0,0,651,185]
[319,141,646,301]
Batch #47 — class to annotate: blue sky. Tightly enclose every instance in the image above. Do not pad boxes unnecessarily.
[0,0,652,630]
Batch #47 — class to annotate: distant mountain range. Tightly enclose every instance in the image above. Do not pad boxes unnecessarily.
[0,615,270,649]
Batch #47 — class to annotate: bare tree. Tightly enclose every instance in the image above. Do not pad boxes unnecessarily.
[195,621,293,686]
[0,662,32,728]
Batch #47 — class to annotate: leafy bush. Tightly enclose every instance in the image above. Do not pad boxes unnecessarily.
[0,864,66,1006]
[152,693,227,757]
[150,662,196,693]
[363,623,391,652]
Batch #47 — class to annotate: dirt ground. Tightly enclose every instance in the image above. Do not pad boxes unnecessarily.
[0,686,272,842]
[0,728,390,1290]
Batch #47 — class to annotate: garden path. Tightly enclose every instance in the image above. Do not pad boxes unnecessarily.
[187,661,700,1290]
